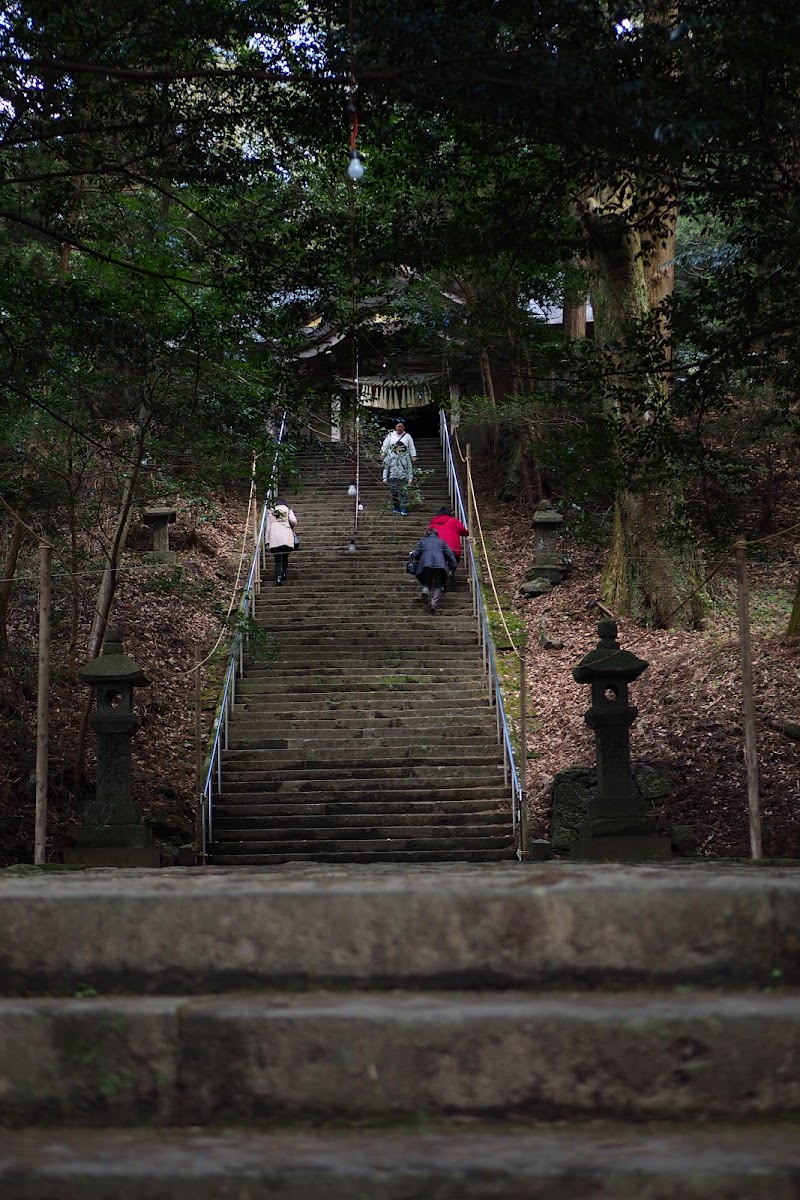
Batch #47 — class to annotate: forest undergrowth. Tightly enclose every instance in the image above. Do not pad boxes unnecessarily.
[468,456,800,860]
[1,452,799,865]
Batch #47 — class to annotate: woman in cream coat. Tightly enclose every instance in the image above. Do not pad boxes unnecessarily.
[267,499,297,585]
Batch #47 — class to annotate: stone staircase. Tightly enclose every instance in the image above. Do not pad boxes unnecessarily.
[210,435,516,865]
[1,861,800,1195]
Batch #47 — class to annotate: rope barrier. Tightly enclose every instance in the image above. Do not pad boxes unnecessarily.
[183,459,258,673]
[454,429,522,659]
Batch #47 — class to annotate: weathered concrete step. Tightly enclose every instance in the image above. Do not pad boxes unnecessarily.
[220,748,501,768]
[211,832,512,853]
[248,646,478,662]
[4,863,798,995]
[213,812,509,831]
[214,799,508,818]
[215,782,506,801]
[233,697,493,714]
[2,990,800,1125]
[241,666,482,679]
[222,765,505,786]
[226,719,497,734]
[210,848,515,865]
[225,729,501,748]
[256,619,472,628]
[222,744,500,761]
[261,594,472,607]
[2,1124,799,1200]
[213,823,508,843]
[255,630,475,643]
[236,681,490,696]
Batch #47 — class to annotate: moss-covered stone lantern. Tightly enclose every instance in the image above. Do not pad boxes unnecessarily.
[571,618,671,861]
[64,625,159,867]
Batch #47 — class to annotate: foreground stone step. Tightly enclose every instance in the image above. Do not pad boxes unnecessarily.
[1,989,799,1126]
[1,864,798,995]
[2,1124,800,1199]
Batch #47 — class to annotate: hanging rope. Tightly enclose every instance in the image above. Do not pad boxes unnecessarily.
[346,4,362,550]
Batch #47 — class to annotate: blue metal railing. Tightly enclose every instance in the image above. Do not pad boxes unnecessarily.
[438,409,526,853]
[200,411,287,859]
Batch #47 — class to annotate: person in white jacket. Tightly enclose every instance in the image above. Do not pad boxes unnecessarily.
[380,419,417,461]
[267,500,297,585]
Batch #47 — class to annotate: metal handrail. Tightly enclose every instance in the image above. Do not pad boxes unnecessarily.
[438,409,526,852]
[200,411,287,859]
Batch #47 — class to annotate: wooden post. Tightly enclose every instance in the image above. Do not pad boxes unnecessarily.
[518,654,529,859]
[34,541,52,865]
[735,539,762,859]
[466,444,473,550]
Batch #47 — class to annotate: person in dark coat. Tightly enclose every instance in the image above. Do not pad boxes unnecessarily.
[411,528,457,613]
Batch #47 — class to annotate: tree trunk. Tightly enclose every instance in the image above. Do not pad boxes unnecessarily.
[73,405,150,791]
[787,569,800,638]
[563,270,587,342]
[0,430,44,671]
[479,349,500,456]
[0,518,24,669]
[583,178,703,628]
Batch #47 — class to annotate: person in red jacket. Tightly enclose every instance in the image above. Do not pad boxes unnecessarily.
[428,507,469,573]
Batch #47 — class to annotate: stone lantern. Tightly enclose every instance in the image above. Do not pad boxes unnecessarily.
[142,507,177,562]
[571,618,671,861]
[64,626,159,867]
[521,501,566,598]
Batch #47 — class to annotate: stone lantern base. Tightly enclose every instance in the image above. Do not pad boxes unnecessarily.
[63,845,161,867]
[571,833,672,862]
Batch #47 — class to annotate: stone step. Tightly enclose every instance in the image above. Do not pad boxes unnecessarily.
[233,696,493,712]
[211,837,514,857]
[223,755,503,771]
[247,647,478,659]
[223,750,501,767]
[213,799,508,818]
[221,768,505,788]
[210,848,517,865]
[212,812,509,831]
[213,822,508,843]
[2,864,798,996]
[225,735,499,751]
[215,782,510,801]
[2,1124,799,1199]
[235,681,491,696]
[1,989,799,1126]
[241,665,482,679]
[225,734,501,753]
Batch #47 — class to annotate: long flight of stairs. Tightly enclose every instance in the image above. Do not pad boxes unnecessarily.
[210,435,516,865]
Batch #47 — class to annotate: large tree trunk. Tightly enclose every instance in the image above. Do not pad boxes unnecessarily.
[0,430,45,671]
[787,570,800,638]
[583,178,704,628]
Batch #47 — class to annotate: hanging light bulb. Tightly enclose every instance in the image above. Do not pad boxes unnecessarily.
[358,503,364,511]
[347,150,365,181]
[347,482,357,497]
